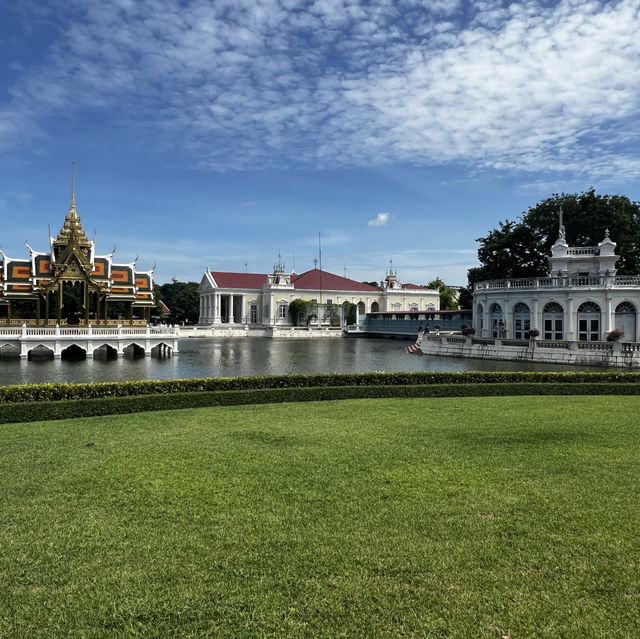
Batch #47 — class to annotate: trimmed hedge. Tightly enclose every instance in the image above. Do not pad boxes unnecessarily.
[2,382,640,424]
[3,371,640,404]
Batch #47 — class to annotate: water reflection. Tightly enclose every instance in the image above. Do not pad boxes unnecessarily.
[0,336,596,386]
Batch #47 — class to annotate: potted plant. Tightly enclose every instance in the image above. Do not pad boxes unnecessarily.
[434,323,442,335]
[606,328,625,342]
[461,325,476,337]
[527,328,540,340]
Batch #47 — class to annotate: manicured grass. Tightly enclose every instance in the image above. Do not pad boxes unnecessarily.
[1,397,639,638]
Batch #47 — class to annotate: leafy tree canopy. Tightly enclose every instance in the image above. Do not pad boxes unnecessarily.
[427,278,458,310]
[468,189,640,285]
[157,282,200,324]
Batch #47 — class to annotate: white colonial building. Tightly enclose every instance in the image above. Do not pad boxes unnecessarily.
[473,223,640,342]
[199,262,439,326]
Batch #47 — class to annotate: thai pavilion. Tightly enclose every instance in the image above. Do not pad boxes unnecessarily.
[0,188,155,326]
[472,216,640,342]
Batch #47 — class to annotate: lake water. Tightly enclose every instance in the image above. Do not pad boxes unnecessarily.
[0,336,592,386]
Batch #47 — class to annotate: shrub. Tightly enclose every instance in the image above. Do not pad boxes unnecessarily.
[461,325,476,336]
[3,381,640,424]
[607,328,625,342]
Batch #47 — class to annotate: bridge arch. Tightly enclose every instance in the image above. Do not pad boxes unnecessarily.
[28,344,55,360]
[61,344,87,360]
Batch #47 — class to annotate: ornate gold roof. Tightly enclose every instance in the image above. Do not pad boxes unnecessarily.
[53,167,92,253]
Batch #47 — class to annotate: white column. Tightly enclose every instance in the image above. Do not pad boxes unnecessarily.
[566,296,575,340]
[604,296,613,335]
[214,293,221,324]
[229,295,235,324]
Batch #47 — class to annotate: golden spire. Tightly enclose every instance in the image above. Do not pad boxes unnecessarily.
[69,161,77,219]
[53,161,91,253]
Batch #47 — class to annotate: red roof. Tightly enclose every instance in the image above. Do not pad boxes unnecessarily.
[402,283,428,290]
[210,271,267,289]
[292,269,380,292]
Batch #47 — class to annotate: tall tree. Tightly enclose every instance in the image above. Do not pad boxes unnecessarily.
[469,189,640,285]
[427,278,458,310]
[157,282,200,324]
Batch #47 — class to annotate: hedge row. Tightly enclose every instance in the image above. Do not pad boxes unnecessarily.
[2,370,640,404]
[2,382,640,424]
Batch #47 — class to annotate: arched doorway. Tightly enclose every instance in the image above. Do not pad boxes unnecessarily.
[490,303,503,338]
[577,301,601,341]
[615,301,636,342]
[476,303,484,333]
[512,302,530,339]
[371,301,380,313]
[543,302,564,340]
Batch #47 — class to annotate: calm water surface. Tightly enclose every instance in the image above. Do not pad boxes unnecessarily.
[0,336,593,386]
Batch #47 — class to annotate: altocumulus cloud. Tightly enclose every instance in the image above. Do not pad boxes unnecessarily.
[368,213,390,227]
[2,0,640,179]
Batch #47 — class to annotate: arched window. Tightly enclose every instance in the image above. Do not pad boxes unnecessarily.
[490,303,503,338]
[512,302,530,339]
[543,302,564,340]
[357,301,365,315]
[615,301,636,342]
[371,301,380,312]
[577,302,601,341]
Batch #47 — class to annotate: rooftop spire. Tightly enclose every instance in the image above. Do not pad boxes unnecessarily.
[53,161,91,253]
[69,161,78,218]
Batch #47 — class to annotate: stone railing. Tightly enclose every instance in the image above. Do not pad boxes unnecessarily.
[536,340,569,349]
[475,275,640,291]
[0,325,179,338]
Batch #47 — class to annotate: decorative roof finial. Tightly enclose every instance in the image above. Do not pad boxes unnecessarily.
[69,161,77,218]
[605,228,610,239]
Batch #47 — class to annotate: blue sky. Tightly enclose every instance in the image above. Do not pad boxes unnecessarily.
[1,0,639,286]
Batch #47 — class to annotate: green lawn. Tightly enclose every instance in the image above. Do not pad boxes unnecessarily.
[1,397,639,638]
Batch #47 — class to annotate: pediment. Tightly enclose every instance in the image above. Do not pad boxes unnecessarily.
[199,271,217,293]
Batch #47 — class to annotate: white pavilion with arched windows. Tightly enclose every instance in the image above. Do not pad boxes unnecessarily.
[472,221,640,342]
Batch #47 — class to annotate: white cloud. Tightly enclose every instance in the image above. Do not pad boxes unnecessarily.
[368,212,390,226]
[2,0,640,179]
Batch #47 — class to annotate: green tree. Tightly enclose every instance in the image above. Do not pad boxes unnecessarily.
[427,278,458,310]
[342,301,357,325]
[288,299,314,326]
[456,286,473,310]
[469,189,640,285]
[158,282,200,324]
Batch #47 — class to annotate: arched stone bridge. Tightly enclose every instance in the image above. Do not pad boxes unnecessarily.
[0,325,180,359]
